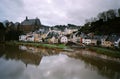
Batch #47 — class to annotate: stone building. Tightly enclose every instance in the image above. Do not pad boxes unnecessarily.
[19,17,41,33]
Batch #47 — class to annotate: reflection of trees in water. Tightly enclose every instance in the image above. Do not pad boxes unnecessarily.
[67,52,120,79]
[0,45,42,66]
[0,44,5,57]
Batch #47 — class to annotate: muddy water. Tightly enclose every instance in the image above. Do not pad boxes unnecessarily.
[0,45,120,79]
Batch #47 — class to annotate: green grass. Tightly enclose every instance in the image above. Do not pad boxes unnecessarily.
[6,41,68,49]
[88,46,120,58]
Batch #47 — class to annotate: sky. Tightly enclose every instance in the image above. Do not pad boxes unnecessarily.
[0,0,120,26]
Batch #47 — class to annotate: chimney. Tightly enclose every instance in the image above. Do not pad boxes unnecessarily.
[26,16,28,21]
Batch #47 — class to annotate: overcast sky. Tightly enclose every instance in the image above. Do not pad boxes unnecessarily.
[0,0,120,26]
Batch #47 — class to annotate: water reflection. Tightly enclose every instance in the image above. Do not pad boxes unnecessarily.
[38,54,106,79]
[67,50,120,79]
[0,45,120,79]
[19,45,60,56]
[0,45,42,66]
[0,58,29,79]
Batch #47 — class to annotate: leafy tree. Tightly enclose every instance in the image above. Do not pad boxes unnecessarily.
[106,9,116,20]
[0,22,5,41]
[118,8,120,17]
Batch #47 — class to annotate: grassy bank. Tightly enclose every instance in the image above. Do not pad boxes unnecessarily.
[5,41,68,49]
[88,46,120,58]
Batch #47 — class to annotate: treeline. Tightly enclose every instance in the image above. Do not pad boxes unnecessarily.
[0,21,23,42]
[79,8,120,35]
[51,24,80,31]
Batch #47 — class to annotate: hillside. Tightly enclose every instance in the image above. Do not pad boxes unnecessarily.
[79,8,120,35]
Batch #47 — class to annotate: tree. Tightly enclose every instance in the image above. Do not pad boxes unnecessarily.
[79,8,120,35]
[106,9,116,20]
[5,30,22,41]
[97,12,107,21]
[118,8,120,17]
[0,22,5,41]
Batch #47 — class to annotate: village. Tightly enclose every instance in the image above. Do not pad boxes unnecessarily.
[18,17,120,48]
[1,0,120,79]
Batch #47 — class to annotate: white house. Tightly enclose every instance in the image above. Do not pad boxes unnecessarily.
[114,37,120,48]
[82,38,91,45]
[26,35,34,42]
[69,32,81,43]
[19,35,27,41]
[59,36,68,44]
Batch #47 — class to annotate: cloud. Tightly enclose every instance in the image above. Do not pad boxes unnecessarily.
[0,0,120,25]
[0,0,24,21]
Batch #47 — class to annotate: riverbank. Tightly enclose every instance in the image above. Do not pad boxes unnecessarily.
[4,41,120,58]
[87,46,120,58]
[5,41,69,50]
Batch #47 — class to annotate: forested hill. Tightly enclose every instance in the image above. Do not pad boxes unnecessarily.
[79,8,120,35]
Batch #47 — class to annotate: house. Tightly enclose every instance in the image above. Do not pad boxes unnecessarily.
[113,36,120,48]
[69,32,80,43]
[78,33,92,45]
[33,33,42,42]
[82,35,102,46]
[19,35,27,41]
[102,41,113,47]
[91,39,97,45]
[73,32,101,45]
[101,36,108,46]
[49,36,58,44]
[82,38,91,45]
[36,28,50,40]
[45,31,59,43]
[91,35,102,45]
[101,35,119,47]
[59,36,68,44]
[26,35,34,42]
[19,32,42,42]
[19,17,41,33]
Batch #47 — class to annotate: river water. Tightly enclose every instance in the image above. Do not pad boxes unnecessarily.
[0,44,120,79]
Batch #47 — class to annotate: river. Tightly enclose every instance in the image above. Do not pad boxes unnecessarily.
[0,44,120,79]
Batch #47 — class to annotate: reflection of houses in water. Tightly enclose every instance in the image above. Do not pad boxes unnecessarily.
[19,45,60,56]
[19,45,40,53]
[0,45,42,66]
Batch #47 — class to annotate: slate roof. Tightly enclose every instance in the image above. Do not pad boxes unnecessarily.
[21,17,41,26]
[36,29,48,34]
[46,32,59,39]
[106,35,120,42]
[21,19,35,25]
